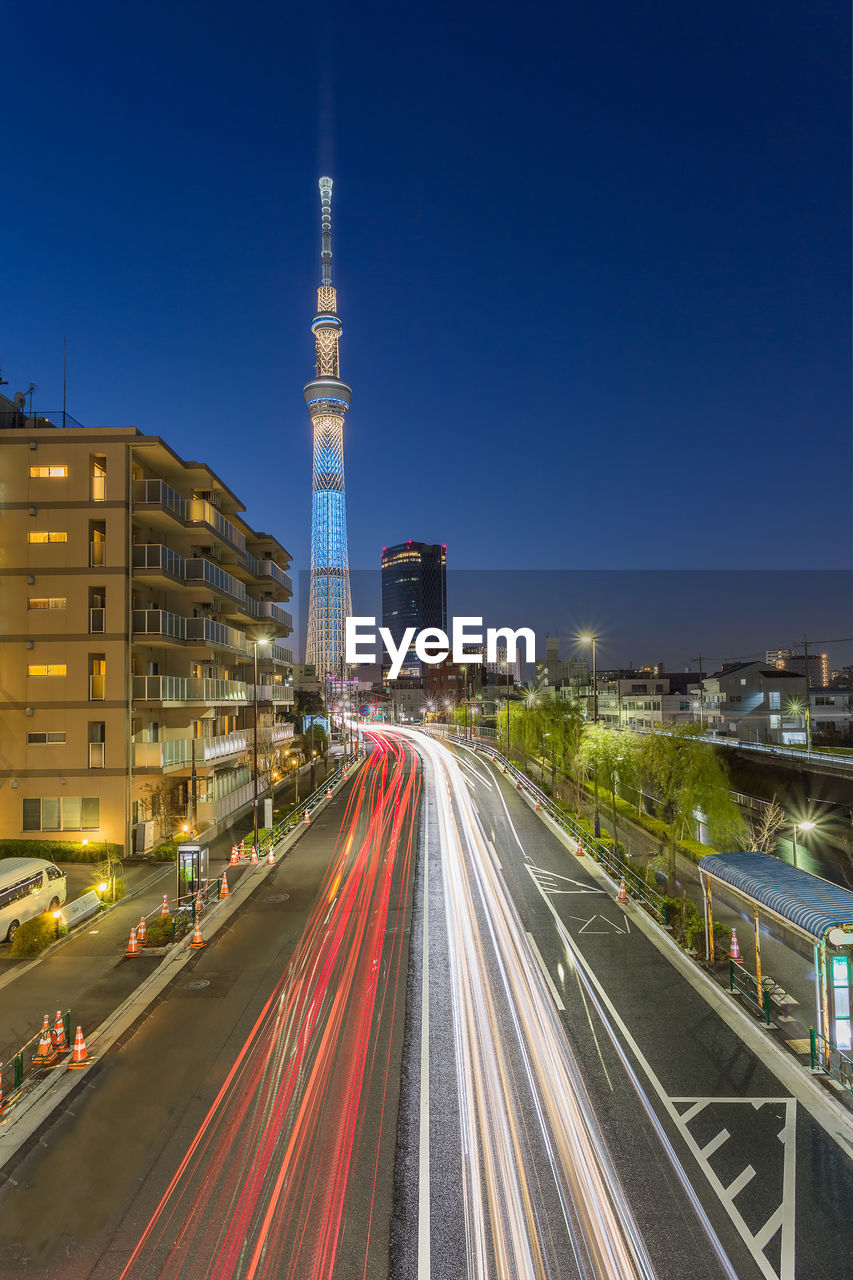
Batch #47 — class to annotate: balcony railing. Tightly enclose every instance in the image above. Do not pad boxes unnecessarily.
[188,499,246,554]
[258,601,293,630]
[134,739,192,768]
[197,779,255,825]
[133,478,187,520]
[192,730,248,762]
[88,742,105,768]
[132,608,187,641]
[185,557,249,605]
[259,560,293,594]
[89,541,105,568]
[89,674,105,701]
[133,543,186,579]
[249,683,295,704]
[270,723,295,743]
[185,616,249,654]
[89,607,105,634]
[132,675,248,703]
[266,644,294,665]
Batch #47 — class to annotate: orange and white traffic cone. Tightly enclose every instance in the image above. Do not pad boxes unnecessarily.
[161,894,169,917]
[303,809,310,824]
[326,786,332,799]
[267,848,275,866]
[125,926,140,958]
[730,928,744,965]
[53,1011,67,1055]
[137,915,147,946]
[31,1016,54,1065]
[515,779,521,790]
[219,870,230,899]
[535,798,541,811]
[250,846,258,865]
[196,890,205,916]
[230,844,239,864]
[618,877,628,903]
[342,767,348,780]
[67,1026,89,1070]
[575,840,584,857]
[189,918,206,950]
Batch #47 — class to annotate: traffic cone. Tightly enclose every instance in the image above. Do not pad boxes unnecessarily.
[230,844,239,864]
[303,809,310,824]
[535,798,541,811]
[618,877,628,903]
[730,928,744,965]
[326,786,332,799]
[342,767,348,780]
[195,891,204,916]
[125,926,140,958]
[250,846,258,865]
[31,1016,55,1065]
[67,1026,89,1070]
[161,894,169,917]
[267,848,275,866]
[219,870,230,899]
[515,779,521,790]
[576,840,584,857]
[137,915,147,946]
[53,1011,68,1054]
[189,917,206,950]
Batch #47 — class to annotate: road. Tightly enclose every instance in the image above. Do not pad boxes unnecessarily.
[0,736,418,1279]
[390,728,853,1280]
[1,729,851,1279]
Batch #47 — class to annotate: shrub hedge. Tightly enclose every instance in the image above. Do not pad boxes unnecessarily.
[0,839,123,864]
[9,912,59,957]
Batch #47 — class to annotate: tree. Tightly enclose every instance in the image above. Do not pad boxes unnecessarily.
[140,778,182,842]
[737,799,786,853]
[637,725,744,888]
[578,724,637,854]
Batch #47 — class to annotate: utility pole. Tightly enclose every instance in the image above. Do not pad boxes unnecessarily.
[691,654,705,727]
[802,635,812,752]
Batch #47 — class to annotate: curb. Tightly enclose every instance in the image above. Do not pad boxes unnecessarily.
[0,758,364,1173]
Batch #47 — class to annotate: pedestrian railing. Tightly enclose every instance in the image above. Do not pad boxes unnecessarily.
[729,961,772,1025]
[422,726,670,926]
[259,751,359,854]
[810,1028,853,1094]
[3,1010,72,1098]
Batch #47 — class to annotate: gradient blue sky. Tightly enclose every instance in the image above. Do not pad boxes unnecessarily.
[3,2,851,602]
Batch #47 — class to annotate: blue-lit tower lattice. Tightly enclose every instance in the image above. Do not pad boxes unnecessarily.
[304,177,353,685]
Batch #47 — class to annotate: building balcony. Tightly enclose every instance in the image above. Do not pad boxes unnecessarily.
[187,498,246,556]
[134,739,192,769]
[133,478,188,523]
[258,600,293,631]
[197,779,255,825]
[185,616,249,655]
[185,557,256,619]
[270,722,295,744]
[258,560,293,595]
[265,644,294,666]
[192,730,248,763]
[132,608,187,643]
[132,675,248,705]
[132,543,186,585]
[248,683,294,705]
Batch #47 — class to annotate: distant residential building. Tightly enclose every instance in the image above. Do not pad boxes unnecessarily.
[381,541,447,680]
[766,648,830,687]
[535,637,588,694]
[597,677,698,730]
[0,393,294,854]
[293,664,322,693]
[810,688,853,740]
[702,662,807,744]
[391,684,426,723]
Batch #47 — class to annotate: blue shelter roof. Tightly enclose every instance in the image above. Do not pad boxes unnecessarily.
[699,851,853,943]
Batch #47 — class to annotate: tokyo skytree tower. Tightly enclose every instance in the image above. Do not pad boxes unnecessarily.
[304,177,352,684]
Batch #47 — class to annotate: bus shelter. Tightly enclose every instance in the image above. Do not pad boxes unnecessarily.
[699,851,853,1054]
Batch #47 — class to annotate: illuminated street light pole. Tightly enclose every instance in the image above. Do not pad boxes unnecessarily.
[579,635,599,723]
[791,819,816,869]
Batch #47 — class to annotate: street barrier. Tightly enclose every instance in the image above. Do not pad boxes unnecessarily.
[729,960,772,1026]
[422,726,671,927]
[810,1028,853,1094]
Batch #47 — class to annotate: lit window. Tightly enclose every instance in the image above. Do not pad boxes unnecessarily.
[28,531,68,543]
[27,731,67,745]
[27,597,67,610]
[29,465,68,478]
[27,664,67,677]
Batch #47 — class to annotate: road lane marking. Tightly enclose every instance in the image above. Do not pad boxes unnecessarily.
[525,931,565,1010]
[418,814,430,1279]
[699,1128,730,1159]
[725,1164,756,1200]
[487,840,502,871]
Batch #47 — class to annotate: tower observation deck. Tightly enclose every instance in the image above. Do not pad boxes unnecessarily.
[304,177,352,684]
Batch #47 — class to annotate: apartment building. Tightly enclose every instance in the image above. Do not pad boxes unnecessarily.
[701,662,806,744]
[0,402,295,855]
[595,676,697,730]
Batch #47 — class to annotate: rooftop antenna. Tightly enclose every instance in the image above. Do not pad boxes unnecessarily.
[0,369,8,388]
[27,382,35,417]
[62,338,67,420]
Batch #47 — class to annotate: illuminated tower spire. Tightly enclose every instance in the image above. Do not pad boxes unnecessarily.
[304,177,352,685]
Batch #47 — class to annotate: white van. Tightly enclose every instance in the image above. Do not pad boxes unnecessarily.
[0,858,67,943]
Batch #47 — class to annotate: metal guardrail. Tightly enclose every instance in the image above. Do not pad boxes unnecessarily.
[729,960,772,1025]
[810,1028,853,1093]
[631,726,853,771]
[423,726,670,927]
[259,752,360,854]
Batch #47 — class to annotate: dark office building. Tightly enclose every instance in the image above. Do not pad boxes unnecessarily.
[380,541,447,680]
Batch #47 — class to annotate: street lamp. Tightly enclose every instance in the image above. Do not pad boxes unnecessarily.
[791,819,816,869]
[252,637,271,858]
[579,635,599,723]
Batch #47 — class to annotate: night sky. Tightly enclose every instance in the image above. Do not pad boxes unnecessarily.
[3,2,851,662]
